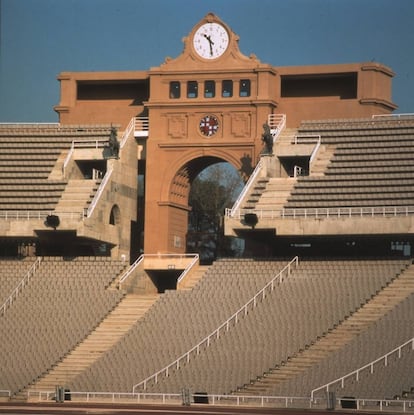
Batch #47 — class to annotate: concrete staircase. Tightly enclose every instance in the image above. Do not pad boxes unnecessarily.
[54,179,99,214]
[276,128,299,145]
[48,151,69,180]
[254,177,297,212]
[238,263,414,395]
[241,177,270,211]
[178,265,210,290]
[24,293,159,395]
[309,144,335,176]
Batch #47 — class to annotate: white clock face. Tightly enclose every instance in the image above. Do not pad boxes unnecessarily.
[193,23,229,60]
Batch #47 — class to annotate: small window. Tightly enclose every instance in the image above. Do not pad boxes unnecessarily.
[204,80,215,98]
[187,81,198,98]
[170,81,180,99]
[240,79,251,97]
[222,80,233,97]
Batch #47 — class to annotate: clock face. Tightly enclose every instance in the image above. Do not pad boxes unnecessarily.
[199,115,219,137]
[193,22,229,60]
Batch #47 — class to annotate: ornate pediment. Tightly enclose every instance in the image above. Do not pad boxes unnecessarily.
[155,13,261,72]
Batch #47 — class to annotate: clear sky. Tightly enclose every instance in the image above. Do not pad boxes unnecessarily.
[1,0,413,122]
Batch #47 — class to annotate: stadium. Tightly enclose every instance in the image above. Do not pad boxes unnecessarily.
[1,12,414,413]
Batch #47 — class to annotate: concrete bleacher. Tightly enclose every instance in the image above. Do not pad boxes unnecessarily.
[271,281,414,400]
[68,259,289,392]
[140,259,408,395]
[0,257,126,395]
[63,258,411,398]
[285,117,414,210]
[0,258,36,305]
[0,124,112,212]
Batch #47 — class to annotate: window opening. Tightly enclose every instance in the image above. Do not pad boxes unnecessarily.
[187,81,198,98]
[170,81,180,98]
[240,79,251,97]
[222,80,233,97]
[204,80,215,98]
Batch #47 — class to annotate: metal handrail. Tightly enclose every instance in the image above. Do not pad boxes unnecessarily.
[0,257,41,316]
[134,117,149,137]
[311,337,414,400]
[24,389,414,411]
[118,253,199,287]
[0,389,11,398]
[228,159,263,217]
[372,113,414,119]
[293,134,321,165]
[133,256,299,392]
[227,205,414,219]
[0,211,84,221]
[62,144,75,177]
[86,168,113,218]
[118,254,144,286]
[119,117,135,149]
[268,113,286,136]
[62,139,108,177]
[70,139,108,148]
[176,254,199,284]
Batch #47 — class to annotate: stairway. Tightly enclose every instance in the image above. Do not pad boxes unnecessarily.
[23,293,159,395]
[241,177,269,211]
[254,177,297,212]
[275,128,299,145]
[309,144,335,176]
[54,179,100,214]
[178,265,210,290]
[238,264,414,395]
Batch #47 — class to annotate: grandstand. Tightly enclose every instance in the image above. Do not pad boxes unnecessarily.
[1,12,414,413]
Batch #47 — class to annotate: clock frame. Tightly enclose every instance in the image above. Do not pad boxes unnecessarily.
[193,22,229,60]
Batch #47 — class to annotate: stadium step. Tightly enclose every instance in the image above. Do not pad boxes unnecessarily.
[238,263,414,396]
[54,179,99,213]
[22,293,159,396]
[253,177,297,211]
[309,144,335,176]
[178,265,210,290]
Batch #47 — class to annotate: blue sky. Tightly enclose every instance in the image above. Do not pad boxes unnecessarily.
[1,0,413,122]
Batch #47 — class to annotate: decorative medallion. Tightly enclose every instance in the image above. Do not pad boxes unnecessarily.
[199,115,219,137]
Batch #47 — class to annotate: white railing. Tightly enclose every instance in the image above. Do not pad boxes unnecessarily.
[0,211,84,221]
[176,254,199,285]
[133,256,299,392]
[293,134,321,165]
[293,165,304,178]
[134,117,149,137]
[228,159,263,217]
[0,257,41,316]
[63,139,108,177]
[0,389,11,398]
[118,254,144,287]
[267,113,286,140]
[23,390,414,412]
[86,168,113,218]
[311,337,414,400]
[118,253,199,288]
[119,117,135,148]
[372,113,414,119]
[226,205,414,219]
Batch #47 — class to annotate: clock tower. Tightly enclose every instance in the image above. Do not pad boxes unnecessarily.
[143,13,278,254]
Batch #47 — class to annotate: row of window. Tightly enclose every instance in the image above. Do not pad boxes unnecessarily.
[170,79,251,99]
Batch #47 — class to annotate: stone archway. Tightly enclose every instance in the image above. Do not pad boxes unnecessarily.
[144,150,248,254]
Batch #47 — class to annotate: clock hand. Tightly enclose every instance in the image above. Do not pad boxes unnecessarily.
[203,34,214,56]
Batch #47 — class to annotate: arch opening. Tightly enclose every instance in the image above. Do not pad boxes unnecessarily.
[109,204,121,226]
[183,159,244,264]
